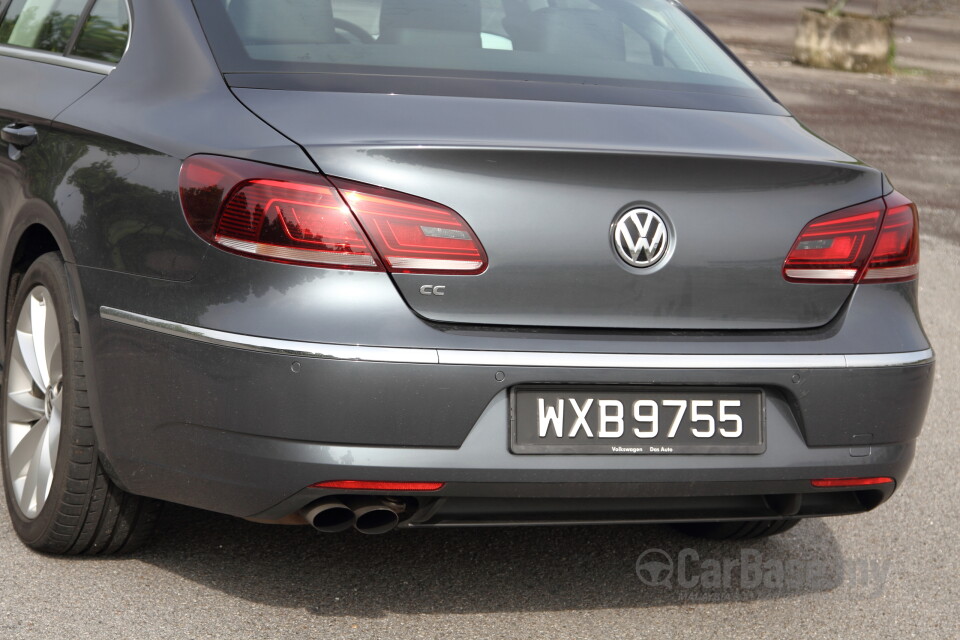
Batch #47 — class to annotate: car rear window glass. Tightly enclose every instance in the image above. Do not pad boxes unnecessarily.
[193,0,766,101]
[0,0,87,52]
[70,0,129,62]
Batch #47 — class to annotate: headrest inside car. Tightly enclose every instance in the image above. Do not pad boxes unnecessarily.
[228,0,337,45]
[378,0,482,48]
[522,8,627,61]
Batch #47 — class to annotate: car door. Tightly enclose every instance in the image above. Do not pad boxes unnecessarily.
[0,0,132,252]
[0,0,130,329]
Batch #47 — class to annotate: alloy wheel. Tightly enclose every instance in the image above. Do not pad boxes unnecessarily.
[4,286,63,519]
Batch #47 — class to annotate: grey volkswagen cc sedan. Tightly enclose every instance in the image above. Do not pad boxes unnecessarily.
[0,0,934,554]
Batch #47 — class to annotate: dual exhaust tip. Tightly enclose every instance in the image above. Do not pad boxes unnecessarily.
[301,497,405,535]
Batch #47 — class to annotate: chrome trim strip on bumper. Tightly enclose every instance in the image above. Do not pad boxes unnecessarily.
[100,307,934,370]
[100,307,439,364]
[438,350,933,369]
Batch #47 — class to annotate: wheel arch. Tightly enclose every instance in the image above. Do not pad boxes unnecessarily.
[1,226,124,490]
[2,218,78,359]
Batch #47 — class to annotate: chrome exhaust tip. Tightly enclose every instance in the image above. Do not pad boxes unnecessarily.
[345,497,402,535]
[301,500,356,533]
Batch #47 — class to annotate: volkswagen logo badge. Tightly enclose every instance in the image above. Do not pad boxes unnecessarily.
[612,208,669,268]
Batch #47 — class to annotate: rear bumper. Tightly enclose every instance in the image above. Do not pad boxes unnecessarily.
[95,304,933,449]
[87,305,931,519]
[68,252,934,522]
[133,389,912,523]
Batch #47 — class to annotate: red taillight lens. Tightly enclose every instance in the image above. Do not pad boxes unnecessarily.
[861,192,919,283]
[180,156,380,269]
[811,477,894,488]
[179,156,487,274]
[216,179,382,269]
[311,480,445,492]
[783,192,919,284]
[333,178,488,274]
[782,198,884,283]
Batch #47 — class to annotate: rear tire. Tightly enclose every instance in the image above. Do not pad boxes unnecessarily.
[672,518,801,540]
[1,253,161,555]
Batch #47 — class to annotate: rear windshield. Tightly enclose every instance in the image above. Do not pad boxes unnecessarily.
[193,0,771,109]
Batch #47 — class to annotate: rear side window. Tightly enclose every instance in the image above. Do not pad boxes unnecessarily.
[195,0,762,97]
[72,0,129,62]
[0,0,129,62]
[0,0,87,52]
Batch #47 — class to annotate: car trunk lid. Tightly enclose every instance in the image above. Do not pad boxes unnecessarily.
[231,88,881,330]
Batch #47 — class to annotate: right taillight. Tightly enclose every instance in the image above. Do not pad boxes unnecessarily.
[860,192,919,283]
[179,155,487,274]
[783,191,919,284]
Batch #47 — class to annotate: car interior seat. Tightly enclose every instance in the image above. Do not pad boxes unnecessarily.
[505,3,627,61]
[378,0,483,48]
[228,0,338,45]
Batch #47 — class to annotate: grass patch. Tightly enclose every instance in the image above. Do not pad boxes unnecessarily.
[892,66,933,77]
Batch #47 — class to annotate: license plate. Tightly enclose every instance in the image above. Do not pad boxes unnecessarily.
[511,387,765,454]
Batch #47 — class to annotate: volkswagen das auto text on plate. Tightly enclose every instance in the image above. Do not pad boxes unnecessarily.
[0,0,934,553]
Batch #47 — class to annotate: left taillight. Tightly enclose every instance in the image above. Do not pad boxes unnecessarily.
[333,178,488,275]
[179,155,487,274]
[783,191,919,284]
[179,155,381,270]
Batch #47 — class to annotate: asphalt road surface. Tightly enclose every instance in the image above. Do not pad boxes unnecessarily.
[2,2,959,638]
